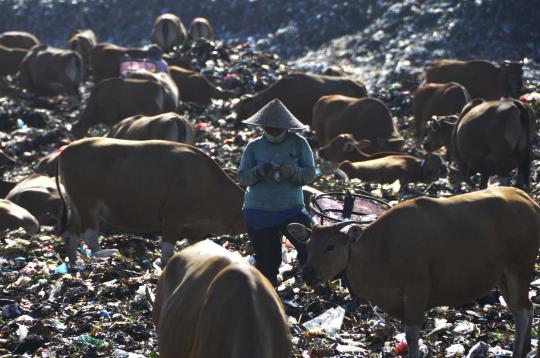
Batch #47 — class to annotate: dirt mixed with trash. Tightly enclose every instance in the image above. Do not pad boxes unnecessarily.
[1,0,540,357]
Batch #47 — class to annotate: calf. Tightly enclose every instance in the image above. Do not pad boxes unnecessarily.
[0,199,39,234]
[68,29,97,73]
[424,99,535,188]
[0,45,28,76]
[72,75,177,138]
[318,134,402,163]
[186,17,214,42]
[108,112,194,145]
[151,13,187,53]
[18,45,82,96]
[90,43,149,83]
[338,153,445,186]
[169,65,235,106]
[6,174,62,226]
[56,138,246,264]
[425,59,523,100]
[312,95,403,151]
[288,187,540,358]
[153,240,291,358]
[0,31,39,50]
[234,73,367,127]
[412,82,469,140]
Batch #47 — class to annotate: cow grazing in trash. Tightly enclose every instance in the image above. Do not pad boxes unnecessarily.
[56,138,246,264]
[412,82,469,140]
[424,98,535,188]
[234,73,368,127]
[107,112,194,145]
[186,17,214,42]
[71,74,178,138]
[153,240,291,358]
[318,133,402,164]
[151,13,187,53]
[17,44,83,96]
[337,153,445,186]
[288,187,540,358]
[425,59,523,100]
[312,95,403,151]
[0,45,28,76]
[0,198,39,235]
[68,29,97,73]
[90,43,150,83]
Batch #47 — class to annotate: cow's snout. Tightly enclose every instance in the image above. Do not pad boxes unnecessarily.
[300,265,318,286]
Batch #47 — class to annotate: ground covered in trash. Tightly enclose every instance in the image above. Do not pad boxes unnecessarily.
[1,37,540,357]
[1,0,540,357]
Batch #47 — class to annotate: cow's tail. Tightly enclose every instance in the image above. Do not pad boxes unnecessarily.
[55,154,68,235]
[514,99,534,187]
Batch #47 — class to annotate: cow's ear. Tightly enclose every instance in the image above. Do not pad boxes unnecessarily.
[342,141,355,152]
[355,139,371,150]
[347,225,363,242]
[287,223,311,243]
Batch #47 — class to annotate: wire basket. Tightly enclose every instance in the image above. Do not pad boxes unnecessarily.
[309,190,391,226]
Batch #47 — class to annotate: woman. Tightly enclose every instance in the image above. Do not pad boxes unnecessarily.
[238,99,316,286]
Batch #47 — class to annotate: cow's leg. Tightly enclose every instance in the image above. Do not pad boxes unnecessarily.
[82,228,100,253]
[403,286,429,358]
[63,231,81,264]
[499,272,533,357]
[405,325,421,358]
[160,241,175,267]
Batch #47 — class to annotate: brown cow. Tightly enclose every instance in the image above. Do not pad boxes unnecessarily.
[338,153,445,186]
[18,44,82,96]
[234,73,368,127]
[186,17,214,42]
[90,43,149,83]
[425,59,523,100]
[68,29,97,72]
[57,138,246,264]
[312,95,403,151]
[0,199,39,234]
[412,82,470,140]
[424,99,535,188]
[153,240,291,358]
[72,75,178,138]
[0,31,39,50]
[6,175,62,226]
[108,112,194,145]
[0,45,28,76]
[287,187,540,358]
[169,66,235,106]
[151,13,187,53]
[318,134,403,163]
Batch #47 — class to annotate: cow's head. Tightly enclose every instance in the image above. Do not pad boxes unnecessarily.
[287,221,363,286]
[420,153,447,182]
[502,61,524,98]
[318,134,371,163]
[423,115,457,152]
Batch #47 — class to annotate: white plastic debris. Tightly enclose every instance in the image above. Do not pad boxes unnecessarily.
[488,346,512,356]
[302,306,346,337]
[466,341,489,358]
[112,349,145,358]
[445,343,465,357]
[336,344,367,354]
[453,320,476,334]
[93,249,120,258]
[17,324,28,341]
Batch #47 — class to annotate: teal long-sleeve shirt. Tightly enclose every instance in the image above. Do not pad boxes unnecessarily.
[238,133,316,211]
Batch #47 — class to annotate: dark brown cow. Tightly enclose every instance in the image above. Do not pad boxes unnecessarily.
[0,31,39,50]
[318,134,403,163]
[108,112,194,145]
[425,59,523,100]
[412,82,470,140]
[338,153,445,186]
[68,29,97,72]
[72,75,178,138]
[186,17,214,42]
[57,138,246,264]
[0,198,39,234]
[169,66,235,106]
[424,99,535,188]
[151,13,187,52]
[0,45,28,76]
[234,73,368,127]
[18,45,82,96]
[312,95,403,151]
[153,240,291,358]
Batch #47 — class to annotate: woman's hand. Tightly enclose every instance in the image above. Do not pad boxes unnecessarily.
[280,164,295,178]
[256,162,274,176]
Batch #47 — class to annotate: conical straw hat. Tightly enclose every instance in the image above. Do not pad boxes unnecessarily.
[241,99,306,130]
